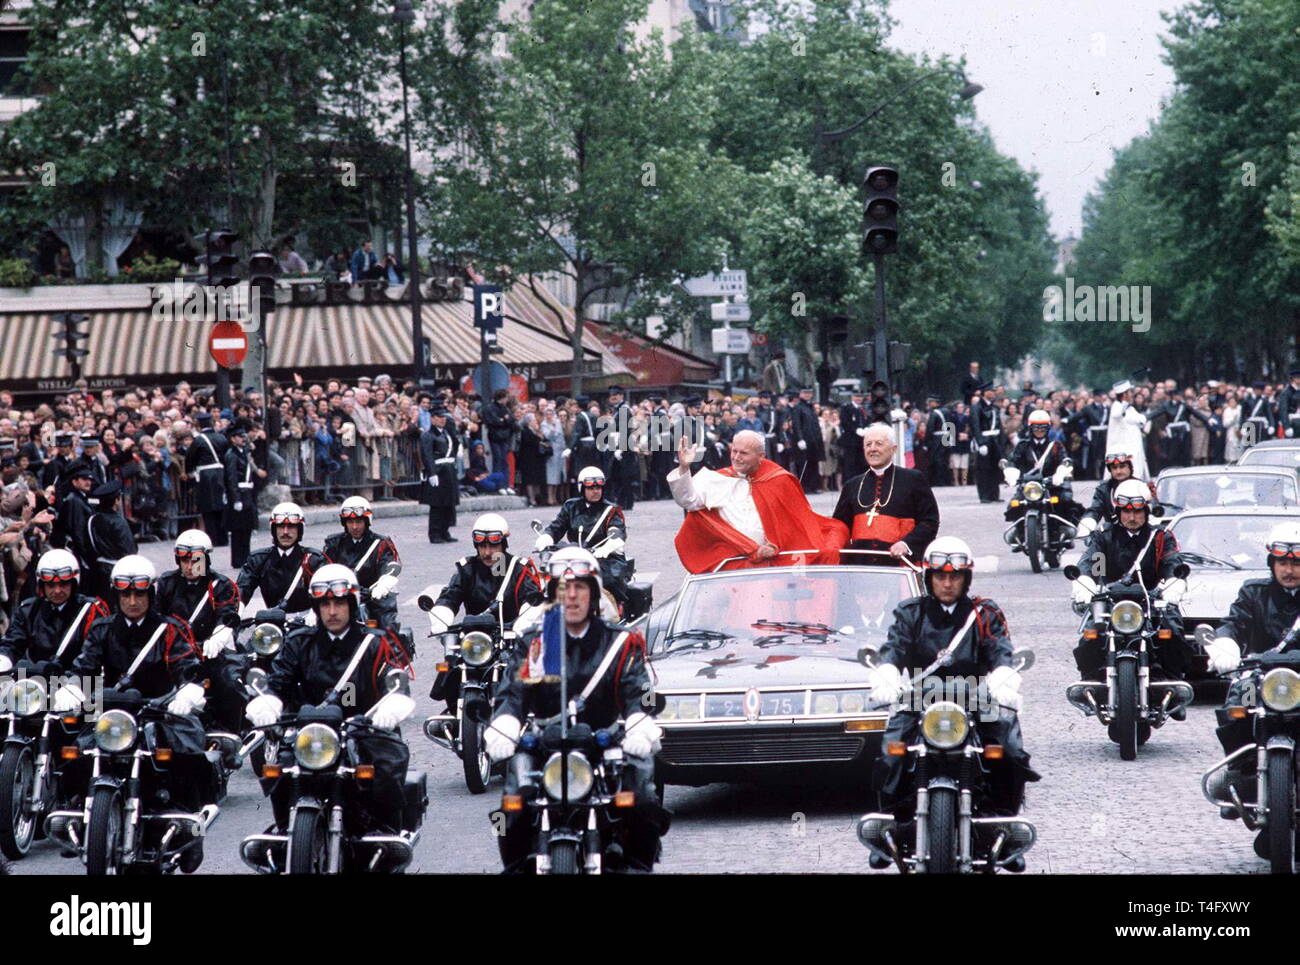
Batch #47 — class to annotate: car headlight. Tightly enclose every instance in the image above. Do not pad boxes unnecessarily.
[1262,668,1300,712]
[660,695,699,721]
[921,701,969,749]
[251,622,283,656]
[1110,601,1145,634]
[11,678,46,717]
[94,710,138,753]
[1022,481,1044,502]
[810,691,871,715]
[813,692,839,715]
[460,630,495,667]
[839,691,868,714]
[541,751,594,801]
[294,723,341,770]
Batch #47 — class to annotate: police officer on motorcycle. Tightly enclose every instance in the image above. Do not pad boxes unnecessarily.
[535,466,630,609]
[244,563,415,834]
[484,546,670,872]
[1072,479,1190,685]
[1078,452,1140,538]
[1204,522,1300,809]
[427,513,545,635]
[236,502,328,615]
[0,549,110,674]
[323,496,402,630]
[869,537,1039,826]
[156,529,244,736]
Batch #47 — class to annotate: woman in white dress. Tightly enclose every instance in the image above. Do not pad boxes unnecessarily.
[1222,392,1243,462]
[1107,380,1150,480]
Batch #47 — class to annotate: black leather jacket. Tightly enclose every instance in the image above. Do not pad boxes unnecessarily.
[1079,522,1181,589]
[323,531,400,589]
[494,618,652,729]
[0,593,110,668]
[1083,477,1120,524]
[156,570,242,642]
[1010,438,1067,477]
[237,544,328,614]
[880,595,1013,681]
[435,553,543,623]
[71,610,200,697]
[1218,577,1300,655]
[268,620,412,715]
[543,497,626,550]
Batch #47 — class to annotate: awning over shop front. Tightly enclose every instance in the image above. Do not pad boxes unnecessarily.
[586,320,719,390]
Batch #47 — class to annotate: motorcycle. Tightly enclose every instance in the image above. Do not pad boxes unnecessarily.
[530,520,653,622]
[1064,563,1193,760]
[1201,622,1300,873]
[44,686,224,874]
[0,660,83,860]
[239,688,427,874]
[1000,460,1081,573]
[855,648,1038,874]
[504,707,651,874]
[420,596,514,794]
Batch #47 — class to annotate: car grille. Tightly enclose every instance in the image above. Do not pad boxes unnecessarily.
[660,731,866,766]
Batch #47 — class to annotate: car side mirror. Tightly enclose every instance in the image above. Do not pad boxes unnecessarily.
[1063,564,1081,581]
[1173,562,1190,579]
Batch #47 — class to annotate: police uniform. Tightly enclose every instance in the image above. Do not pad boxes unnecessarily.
[188,422,230,547]
[971,387,1003,502]
[157,567,243,733]
[85,481,138,600]
[323,529,401,629]
[222,424,260,568]
[418,409,459,543]
[434,552,544,624]
[602,389,637,510]
[237,543,328,614]
[570,404,602,491]
[0,592,110,670]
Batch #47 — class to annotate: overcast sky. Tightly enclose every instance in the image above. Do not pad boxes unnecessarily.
[885,0,1179,240]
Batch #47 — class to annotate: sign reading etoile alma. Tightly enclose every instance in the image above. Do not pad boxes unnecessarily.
[682,270,747,297]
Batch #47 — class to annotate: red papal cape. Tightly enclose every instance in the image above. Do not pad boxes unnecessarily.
[674,459,850,574]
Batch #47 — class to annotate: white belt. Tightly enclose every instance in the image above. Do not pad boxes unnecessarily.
[1087,426,1107,434]
[237,481,254,489]
[194,463,221,472]
[434,457,455,465]
[981,429,1000,437]
[1167,421,1189,431]
[95,557,116,566]
[578,436,594,442]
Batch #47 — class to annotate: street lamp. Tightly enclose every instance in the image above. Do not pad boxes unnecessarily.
[393,0,427,387]
[817,68,982,144]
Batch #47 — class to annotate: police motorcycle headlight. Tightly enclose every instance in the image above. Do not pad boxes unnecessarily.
[11,678,46,717]
[1021,480,1044,502]
[542,751,594,801]
[251,622,283,657]
[94,710,138,753]
[1261,668,1300,713]
[460,630,495,668]
[294,723,341,770]
[1110,601,1145,635]
[920,701,969,750]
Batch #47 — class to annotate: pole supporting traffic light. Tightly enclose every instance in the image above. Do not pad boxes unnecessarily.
[204,228,240,408]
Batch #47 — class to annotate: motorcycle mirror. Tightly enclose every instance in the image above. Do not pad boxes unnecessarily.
[650,693,668,715]
[417,594,434,612]
[998,458,1008,469]
[530,519,543,534]
[1194,624,1216,649]
[246,666,269,694]
[1063,564,1081,581]
[1151,504,1165,518]
[1173,562,1190,579]
[1012,648,1036,672]
[858,645,880,667]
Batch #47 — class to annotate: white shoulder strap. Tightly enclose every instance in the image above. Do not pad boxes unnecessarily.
[53,601,94,660]
[579,630,631,703]
[126,622,171,680]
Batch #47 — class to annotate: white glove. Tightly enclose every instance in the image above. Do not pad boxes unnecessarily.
[613,450,623,460]
[0,654,12,674]
[427,475,439,487]
[1052,464,1072,486]
[1077,516,1098,539]
[1289,429,1295,439]
[246,694,283,728]
[203,624,234,659]
[855,427,867,437]
[593,536,624,559]
[534,532,554,553]
[776,443,785,453]
[797,439,807,450]
[1071,580,1094,609]
[622,712,663,758]
[1157,578,1187,607]
[53,684,86,712]
[369,692,415,730]
[485,714,522,762]
[979,445,988,456]
[168,682,207,716]
[513,602,545,635]
[429,604,455,634]
[1003,467,1021,486]
[987,665,1022,711]
[233,501,243,512]
[1206,637,1241,674]
[370,573,399,600]
[561,448,571,460]
[870,663,903,707]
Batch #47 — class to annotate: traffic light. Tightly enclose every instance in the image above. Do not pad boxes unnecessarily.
[868,379,891,423]
[862,165,898,255]
[51,312,90,380]
[202,229,240,289]
[247,250,278,319]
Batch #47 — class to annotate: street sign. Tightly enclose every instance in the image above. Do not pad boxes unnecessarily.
[683,270,747,297]
[709,301,751,323]
[473,284,504,330]
[752,332,768,346]
[711,328,752,354]
[209,320,248,368]
[461,360,511,397]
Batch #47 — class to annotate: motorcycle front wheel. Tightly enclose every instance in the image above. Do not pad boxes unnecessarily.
[0,743,37,859]
[926,787,957,874]
[288,807,329,875]
[86,785,124,876]
[1266,749,1297,874]
[548,837,581,875]
[1114,661,1139,761]
[461,710,490,795]
[1025,517,1042,573]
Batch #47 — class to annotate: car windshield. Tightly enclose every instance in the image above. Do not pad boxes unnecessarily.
[666,568,917,655]
[1158,472,1296,510]
[1168,514,1292,568]
[1239,448,1300,470]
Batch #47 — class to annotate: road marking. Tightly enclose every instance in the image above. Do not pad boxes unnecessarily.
[638,571,659,585]
[975,555,999,572]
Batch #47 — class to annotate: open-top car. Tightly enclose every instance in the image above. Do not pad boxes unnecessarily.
[1236,439,1300,477]
[1169,506,1300,674]
[1155,465,1298,518]
[643,551,923,789]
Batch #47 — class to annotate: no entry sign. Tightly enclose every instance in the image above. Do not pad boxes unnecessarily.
[209,321,248,368]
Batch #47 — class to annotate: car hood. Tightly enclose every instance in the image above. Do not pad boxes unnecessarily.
[652,647,870,689]
[1180,568,1269,618]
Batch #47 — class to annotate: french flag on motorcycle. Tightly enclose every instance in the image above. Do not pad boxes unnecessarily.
[523,605,564,684]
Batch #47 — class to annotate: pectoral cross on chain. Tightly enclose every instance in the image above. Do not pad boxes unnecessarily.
[866,501,880,526]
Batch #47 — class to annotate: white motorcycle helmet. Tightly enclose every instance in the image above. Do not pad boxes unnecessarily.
[308,563,362,618]
[1112,478,1151,514]
[36,548,80,596]
[546,545,605,617]
[1027,409,1051,436]
[1266,520,1300,570]
[922,536,974,595]
[270,501,306,541]
[110,554,158,598]
[577,465,606,488]
[340,495,373,529]
[174,528,213,574]
[472,512,510,550]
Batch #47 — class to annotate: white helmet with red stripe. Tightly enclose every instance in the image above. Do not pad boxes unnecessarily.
[545,545,604,614]
[340,496,373,529]
[1027,409,1051,436]
[270,501,306,542]
[36,548,80,596]
[922,536,974,595]
[308,563,361,617]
